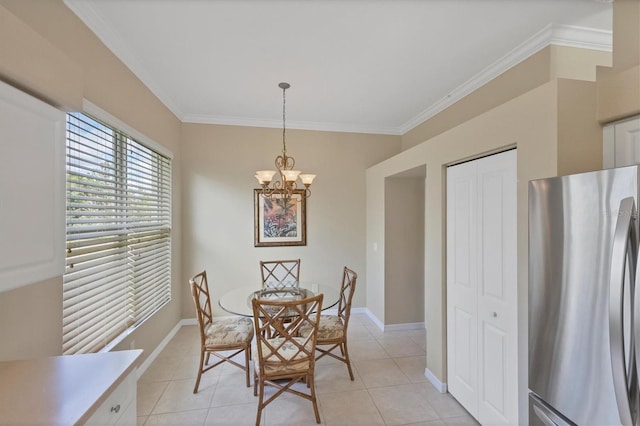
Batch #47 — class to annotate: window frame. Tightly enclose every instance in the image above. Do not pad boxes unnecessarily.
[63,101,173,355]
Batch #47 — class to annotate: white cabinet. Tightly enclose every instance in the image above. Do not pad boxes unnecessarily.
[603,116,640,168]
[0,79,65,292]
[0,350,142,425]
[85,370,137,425]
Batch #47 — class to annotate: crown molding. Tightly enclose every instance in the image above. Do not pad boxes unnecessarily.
[181,114,403,135]
[64,0,185,120]
[63,3,612,136]
[398,24,612,135]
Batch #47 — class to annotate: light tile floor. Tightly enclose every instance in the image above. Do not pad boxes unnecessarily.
[137,313,479,425]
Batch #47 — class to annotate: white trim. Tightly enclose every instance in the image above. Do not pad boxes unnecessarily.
[61,2,612,136]
[383,322,425,332]
[399,24,612,134]
[361,308,424,332]
[425,368,447,393]
[181,114,402,136]
[82,99,174,159]
[135,319,190,378]
[364,308,385,332]
[64,0,184,120]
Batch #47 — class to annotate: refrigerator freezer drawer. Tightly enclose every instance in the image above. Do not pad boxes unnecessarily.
[529,393,574,426]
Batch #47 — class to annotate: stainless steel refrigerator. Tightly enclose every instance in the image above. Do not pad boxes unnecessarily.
[529,165,640,426]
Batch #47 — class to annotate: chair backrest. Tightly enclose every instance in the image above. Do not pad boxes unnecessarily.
[337,267,357,327]
[252,293,323,373]
[260,259,301,289]
[189,271,213,344]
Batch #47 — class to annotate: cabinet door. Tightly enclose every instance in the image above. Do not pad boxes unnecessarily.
[0,80,65,292]
[603,116,640,168]
[85,372,136,425]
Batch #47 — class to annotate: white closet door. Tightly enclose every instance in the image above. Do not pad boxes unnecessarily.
[446,157,479,416]
[447,149,517,425]
[603,116,640,168]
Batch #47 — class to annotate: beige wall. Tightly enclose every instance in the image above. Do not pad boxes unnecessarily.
[180,124,400,318]
[597,0,640,122]
[0,1,182,363]
[366,2,639,423]
[0,5,635,412]
[384,174,425,325]
[367,78,602,424]
[0,0,400,363]
[401,46,611,151]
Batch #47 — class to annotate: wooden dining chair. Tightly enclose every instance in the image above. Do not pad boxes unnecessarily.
[260,259,300,289]
[301,266,358,380]
[189,270,254,392]
[252,293,323,426]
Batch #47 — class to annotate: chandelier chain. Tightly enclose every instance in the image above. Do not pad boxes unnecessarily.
[282,84,287,156]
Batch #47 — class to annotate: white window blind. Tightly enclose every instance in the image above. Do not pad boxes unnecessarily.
[63,112,172,355]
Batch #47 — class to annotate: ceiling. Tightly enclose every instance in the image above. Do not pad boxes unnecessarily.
[64,0,612,135]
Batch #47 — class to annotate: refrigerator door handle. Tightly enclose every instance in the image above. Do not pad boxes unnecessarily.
[610,196,636,425]
[530,395,572,426]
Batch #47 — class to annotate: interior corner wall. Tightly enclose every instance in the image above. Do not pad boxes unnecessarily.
[180,123,401,320]
[0,0,183,363]
[557,79,603,175]
[400,47,553,151]
[597,0,640,123]
[612,0,640,71]
[384,176,425,325]
[367,80,564,425]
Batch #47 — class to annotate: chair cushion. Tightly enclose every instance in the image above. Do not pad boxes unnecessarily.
[255,336,311,375]
[300,315,344,340]
[205,316,254,346]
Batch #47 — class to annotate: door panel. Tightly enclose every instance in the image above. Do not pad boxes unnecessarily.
[447,162,478,416]
[482,321,506,414]
[480,172,505,299]
[447,149,517,425]
[454,307,474,390]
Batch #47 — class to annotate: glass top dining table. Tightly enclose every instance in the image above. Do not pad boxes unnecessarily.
[218,282,341,317]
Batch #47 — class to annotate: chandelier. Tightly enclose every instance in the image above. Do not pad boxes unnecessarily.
[255,82,315,200]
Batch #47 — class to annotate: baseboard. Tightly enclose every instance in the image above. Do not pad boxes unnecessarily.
[181,318,197,326]
[364,308,385,331]
[425,368,447,393]
[136,318,194,378]
[362,309,425,332]
[383,322,425,332]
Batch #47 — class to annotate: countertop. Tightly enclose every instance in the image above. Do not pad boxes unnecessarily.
[0,349,142,425]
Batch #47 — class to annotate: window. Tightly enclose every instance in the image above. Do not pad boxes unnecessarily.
[63,112,172,355]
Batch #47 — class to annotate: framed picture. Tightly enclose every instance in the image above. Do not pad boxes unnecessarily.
[254,189,307,247]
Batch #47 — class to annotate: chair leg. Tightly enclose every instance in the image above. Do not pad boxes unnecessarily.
[253,369,258,396]
[255,378,265,426]
[342,341,354,381]
[244,345,251,387]
[308,373,321,424]
[193,349,206,393]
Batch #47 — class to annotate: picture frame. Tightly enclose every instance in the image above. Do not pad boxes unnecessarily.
[254,189,307,247]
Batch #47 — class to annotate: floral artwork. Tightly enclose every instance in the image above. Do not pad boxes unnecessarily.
[254,189,306,246]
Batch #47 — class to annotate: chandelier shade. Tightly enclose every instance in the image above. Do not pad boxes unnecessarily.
[255,82,315,200]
